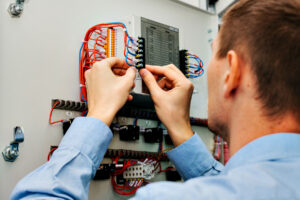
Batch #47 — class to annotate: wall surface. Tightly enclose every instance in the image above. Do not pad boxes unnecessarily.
[216,0,237,14]
[0,0,218,199]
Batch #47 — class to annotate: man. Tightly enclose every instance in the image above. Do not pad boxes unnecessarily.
[11,0,300,199]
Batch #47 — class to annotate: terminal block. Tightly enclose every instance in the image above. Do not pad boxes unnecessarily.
[179,49,189,77]
[135,37,145,70]
[62,119,74,135]
[119,125,140,141]
[144,128,163,143]
[94,164,115,180]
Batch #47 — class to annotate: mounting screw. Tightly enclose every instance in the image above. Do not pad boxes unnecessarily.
[7,0,25,17]
[2,127,24,162]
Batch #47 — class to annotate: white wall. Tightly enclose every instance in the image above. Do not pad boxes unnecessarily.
[0,0,218,199]
[216,0,236,14]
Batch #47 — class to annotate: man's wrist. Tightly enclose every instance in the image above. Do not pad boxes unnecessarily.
[166,122,194,147]
[87,108,116,126]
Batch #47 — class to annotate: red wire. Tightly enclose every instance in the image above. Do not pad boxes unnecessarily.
[80,23,131,102]
[49,101,64,125]
[112,176,142,195]
[47,147,58,161]
[223,142,230,164]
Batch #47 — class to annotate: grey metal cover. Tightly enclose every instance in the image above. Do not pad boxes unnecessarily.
[141,17,179,67]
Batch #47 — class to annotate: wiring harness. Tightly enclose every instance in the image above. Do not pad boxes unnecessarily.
[79,22,145,102]
[179,50,205,78]
[47,147,177,196]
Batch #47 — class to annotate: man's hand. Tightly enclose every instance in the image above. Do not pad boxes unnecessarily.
[140,65,194,146]
[85,58,136,126]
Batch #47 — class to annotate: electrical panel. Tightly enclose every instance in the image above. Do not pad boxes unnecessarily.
[0,0,220,199]
[45,18,209,196]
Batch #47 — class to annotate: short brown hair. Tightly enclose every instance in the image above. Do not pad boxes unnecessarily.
[218,0,300,121]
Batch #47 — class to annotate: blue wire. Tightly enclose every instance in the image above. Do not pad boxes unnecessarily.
[125,39,136,67]
[79,42,87,103]
[82,110,88,117]
[106,22,137,67]
[107,22,134,42]
[189,56,201,66]
[188,56,205,78]
[126,42,137,56]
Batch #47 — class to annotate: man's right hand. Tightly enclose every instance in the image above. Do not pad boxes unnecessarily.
[140,65,194,147]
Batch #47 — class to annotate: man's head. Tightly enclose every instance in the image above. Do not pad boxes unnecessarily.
[207,0,300,140]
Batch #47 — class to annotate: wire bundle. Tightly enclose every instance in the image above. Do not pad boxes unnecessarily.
[47,148,176,195]
[111,155,142,195]
[79,22,138,102]
[186,53,205,78]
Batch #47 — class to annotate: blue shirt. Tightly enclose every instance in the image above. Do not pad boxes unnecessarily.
[11,117,300,200]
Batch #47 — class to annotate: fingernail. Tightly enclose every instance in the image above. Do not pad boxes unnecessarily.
[139,69,147,77]
[130,66,137,71]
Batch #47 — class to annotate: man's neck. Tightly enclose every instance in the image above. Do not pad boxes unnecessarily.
[229,108,300,157]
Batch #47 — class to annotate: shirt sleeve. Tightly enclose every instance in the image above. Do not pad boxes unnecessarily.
[166,133,224,180]
[10,117,112,200]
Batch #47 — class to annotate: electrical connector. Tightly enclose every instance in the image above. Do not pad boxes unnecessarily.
[144,128,163,143]
[135,37,145,70]
[119,125,140,141]
[93,164,115,180]
[179,50,189,76]
[62,118,74,135]
[179,49,204,78]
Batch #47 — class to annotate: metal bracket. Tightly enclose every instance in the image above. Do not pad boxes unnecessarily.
[7,0,25,17]
[2,127,25,162]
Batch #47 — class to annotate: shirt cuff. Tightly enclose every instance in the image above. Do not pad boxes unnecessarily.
[59,117,113,172]
[167,133,216,180]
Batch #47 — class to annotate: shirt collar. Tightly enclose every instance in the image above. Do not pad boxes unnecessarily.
[225,133,300,171]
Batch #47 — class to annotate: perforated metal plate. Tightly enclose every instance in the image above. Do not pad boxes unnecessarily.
[141,17,179,67]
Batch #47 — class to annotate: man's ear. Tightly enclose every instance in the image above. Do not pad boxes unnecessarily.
[224,50,241,98]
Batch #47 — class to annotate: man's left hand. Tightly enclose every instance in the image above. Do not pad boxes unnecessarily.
[85,58,136,126]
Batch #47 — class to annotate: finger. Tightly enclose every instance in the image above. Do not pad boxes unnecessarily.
[102,57,130,70]
[145,65,183,83]
[139,69,162,96]
[157,77,167,89]
[112,67,126,76]
[127,94,133,101]
[84,69,91,80]
[123,67,136,87]
[157,77,173,90]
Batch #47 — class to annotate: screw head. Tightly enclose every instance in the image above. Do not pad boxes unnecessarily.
[7,3,23,17]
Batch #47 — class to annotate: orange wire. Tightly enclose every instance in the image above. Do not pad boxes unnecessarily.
[49,101,64,125]
[80,23,128,102]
